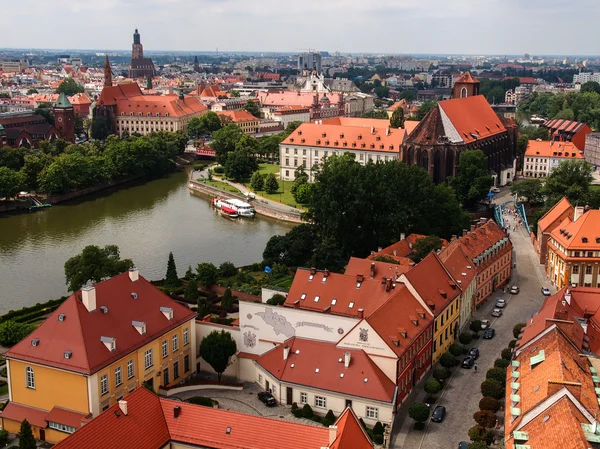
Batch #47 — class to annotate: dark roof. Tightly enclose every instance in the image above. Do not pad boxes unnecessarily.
[54,92,73,109]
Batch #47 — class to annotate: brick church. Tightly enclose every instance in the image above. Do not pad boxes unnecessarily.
[129,28,155,79]
[401,72,517,186]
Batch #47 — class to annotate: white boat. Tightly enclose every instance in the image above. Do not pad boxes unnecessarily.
[212,198,255,218]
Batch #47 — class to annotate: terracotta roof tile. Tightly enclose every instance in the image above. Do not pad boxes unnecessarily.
[458,220,509,261]
[45,406,91,429]
[218,110,258,123]
[330,407,374,449]
[550,210,600,250]
[0,402,49,428]
[537,197,573,233]
[344,257,412,279]
[525,140,582,159]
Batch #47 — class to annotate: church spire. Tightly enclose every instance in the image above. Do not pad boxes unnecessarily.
[104,55,112,87]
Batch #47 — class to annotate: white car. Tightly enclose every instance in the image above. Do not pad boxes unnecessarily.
[492,308,503,317]
[480,319,491,330]
[490,187,501,193]
[495,298,506,308]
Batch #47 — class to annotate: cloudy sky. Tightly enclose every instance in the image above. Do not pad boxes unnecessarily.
[3,0,598,55]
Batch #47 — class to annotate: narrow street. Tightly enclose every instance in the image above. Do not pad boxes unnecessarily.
[390,190,553,448]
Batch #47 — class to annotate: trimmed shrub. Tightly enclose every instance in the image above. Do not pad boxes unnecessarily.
[480,379,504,399]
[468,425,487,442]
[302,403,314,418]
[213,166,225,174]
[187,396,215,407]
[473,410,497,428]
[513,322,526,339]
[221,288,234,309]
[470,320,482,333]
[321,418,333,427]
[358,418,367,429]
[509,339,517,349]
[449,343,463,357]
[373,421,384,436]
[440,352,458,368]
[325,410,336,422]
[479,396,500,413]
[292,408,303,418]
[424,380,442,396]
[494,358,510,369]
[373,434,384,444]
[311,415,321,423]
[486,367,506,383]
[459,332,473,345]
[501,348,513,360]
[468,441,489,449]
[291,402,298,412]
[433,367,450,380]
[408,402,430,424]
[266,294,286,306]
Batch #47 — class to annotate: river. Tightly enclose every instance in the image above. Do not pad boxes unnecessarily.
[0,168,294,313]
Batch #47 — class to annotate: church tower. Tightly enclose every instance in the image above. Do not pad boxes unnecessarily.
[53,93,75,143]
[132,28,144,59]
[452,72,480,99]
[194,56,199,72]
[104,55,112,87]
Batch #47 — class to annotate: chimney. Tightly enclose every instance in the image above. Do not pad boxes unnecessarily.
[385,278,393,292]
[323,269,330,278]
[378,247,383,252]
[357,308,364,319]
[462,229,468,237]
[400,233,405,241]
[370,262,376,278]
[283,345,290,360]
[393,250,397,256]
[310,267,317,275]
[356,274,364,283]
[371,126,375,134]
[386,127,390,136]
[118,400,128,416]
[128,268,139,282]
[470,224,476,232]
[451,235,457,241]
[329,425,338,445]
[564,289,571,305]
[344,352,351,368]
[81,286,96,312]
[574,206,585,222]
[174,405,181,418]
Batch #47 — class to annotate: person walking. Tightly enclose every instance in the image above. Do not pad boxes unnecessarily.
[474,363,478,373]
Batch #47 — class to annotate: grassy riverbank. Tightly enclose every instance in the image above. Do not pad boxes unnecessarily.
[243,164,298,207]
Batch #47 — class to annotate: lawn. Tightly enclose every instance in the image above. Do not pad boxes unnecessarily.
[199,179,244,195]
[244,164,302,208]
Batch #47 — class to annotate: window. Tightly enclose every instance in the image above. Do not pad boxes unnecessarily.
[587,265,593,275]
[301,392,308,404]
[144,348,153,369]
[102,404,109,412]
[315,396,327,409]
[588,252,594,257]
[173,361,180,380]
[26,366,35,389]
[172,334,179,352]
[184,355,190,373]
[101,374,108,395]
[162,340,168,358]
[258,374,263,384]
[127,359,134,379]
[114,366,122,387]
[573,265,579,274]
[183,328,189,346]
[163,367,169,386]
[366,406,379,420]
[49,422,76,434]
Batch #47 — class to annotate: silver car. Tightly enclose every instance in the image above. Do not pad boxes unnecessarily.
[492,308,503,317]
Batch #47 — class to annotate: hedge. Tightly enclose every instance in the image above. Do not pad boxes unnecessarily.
[187,396,215,407]
[0,297,65,323]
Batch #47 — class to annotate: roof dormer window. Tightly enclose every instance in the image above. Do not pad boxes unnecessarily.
[160,307,174,320]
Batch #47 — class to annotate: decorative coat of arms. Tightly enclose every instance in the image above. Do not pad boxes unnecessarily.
[243,331,257,348]
[359,328,369,342]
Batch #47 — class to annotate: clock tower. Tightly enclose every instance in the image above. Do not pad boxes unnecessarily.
[53,93,75,143]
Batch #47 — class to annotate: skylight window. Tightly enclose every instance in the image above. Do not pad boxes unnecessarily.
[314,296,320,303]
[300,293,306,300]
[315,368,319,373]
[340,373,344,378]
[364,377,368,383]
[349,302,354,309]
[331,299,337,305]
[295,349,300,354]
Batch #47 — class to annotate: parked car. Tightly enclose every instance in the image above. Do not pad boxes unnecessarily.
[490,187,501,193]
[257,391,277,407]
[462,356,475,369]
[431,405,447,423]
[483,328,496,339]
[458,442,469,449]
[541,287,551,296]
[495,298,506,308]
[510,286,520,294]
[492,308,503,317]
[480,319,491,330]
[468,348,480,359]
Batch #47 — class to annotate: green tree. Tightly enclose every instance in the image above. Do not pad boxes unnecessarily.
[424,380,442,396]
[459,332,473,345]
[448,150,493,208]
[184,279,200,300]
[224,148,257,182]
[199,330,237,382]
[221,287,234,309]
[486,86,505,104]
[64,245,134,292]
[480,379,504,399]
[26,88,38,95]
[90,116,108,140]
[243,100,261,118]
[250,171,264,191]
[294,183,313,204]
[230,90,240,97]
[511,179,544,206]
[264,173,279,194]
[473,410,497,428]
[164,252,180,290]
[211,124,244,165]
[146,76,153,90]
[479,396,500,412]
[0,167,25,200]
[495,358,510,369]
[412,235,443,262]
[467,441,489,449]
[56,77,84,96]
[449,343,463,357]
[19,419,36,449]
[501,348,513,360]
[470,320,482,334]
[416,100,437,120]
[197,297,211,318]
[196,262,218,288]
[486,367,506,383]
[390,107,405,129]
[513,322,526,339]
[361,110,389,119]
[408,402,430,424]
[219,261,237,277]
[0,321,36,347]
[468,425,488,442]
[266,293,286,306]
[544,159,593,206]
[440,352,457,368]
[263,224,315,267]
[285,121,303,135]
[0,429,8,446]
[581,81,600,94]
[187,117,204,139]
[0,146,27,170]
[433,367,450,381]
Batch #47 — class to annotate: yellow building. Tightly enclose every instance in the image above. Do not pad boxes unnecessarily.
[1,270,197,444]
[402,252,462,364]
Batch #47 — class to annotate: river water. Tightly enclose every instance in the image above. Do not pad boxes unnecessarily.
[0,168,294,313]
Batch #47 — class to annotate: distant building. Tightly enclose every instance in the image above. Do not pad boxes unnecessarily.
[584,133,600,167]
[217,110,259,134]
[129,29,156,79]
[298,52,322,74]
[573,71,600,84]
[271,105,311,129]
[1,60,28,73]
[542,119,592,151]
[523,140,583,178]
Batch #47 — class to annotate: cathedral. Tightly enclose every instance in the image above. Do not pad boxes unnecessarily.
[129,29,156,79]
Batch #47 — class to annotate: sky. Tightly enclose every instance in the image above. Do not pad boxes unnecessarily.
[3,0,599,55]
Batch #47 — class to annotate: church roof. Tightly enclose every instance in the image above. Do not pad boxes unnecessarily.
[455,71,479,84]
[54,92,72,109]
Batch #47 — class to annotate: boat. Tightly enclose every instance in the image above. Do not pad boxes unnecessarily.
[212,197,255,218]
[219,205,238,218]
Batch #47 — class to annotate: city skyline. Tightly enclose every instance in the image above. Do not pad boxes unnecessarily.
[2,0,599,56]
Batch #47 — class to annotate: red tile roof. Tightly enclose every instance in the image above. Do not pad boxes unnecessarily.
[0,402,49,428]
[437,241,476,291]
[258,91,343,108]
[274,105,310,115]
[330,407,374,449]
[455,72,479,84]
[5,272,197,374]
[550,210,600,250]
[543,119,588,135]
[45,406,90,429]
[256,337,396,403]
[537,197,573,233]
[457,220,509,261]
[438,95,505,144]
[344,257,412,279]
[218,110,258,123]
[525,140,582,159]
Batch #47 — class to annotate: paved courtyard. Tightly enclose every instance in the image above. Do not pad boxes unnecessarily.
[391,191,554,449]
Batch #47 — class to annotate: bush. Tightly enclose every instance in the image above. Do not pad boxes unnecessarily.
[486,367,506,383]
[473,410,497,428]
[213,166,225,174]
[470,320,482,333]
[459,332,473,345]
[468,425,487,442]
[513,322,526,339]
[509,339,517,349]
[501,348,513,360]
[494,358,510,369]
[372,421,384,436]
[325,410,336,422]
[449,343,462,357]
[424,380,442,396]
[468,441,489,449]
[187,396,215,407]
[480,379,504,399]
[321,418,333,427]
[221,288,234,309]
[311,415,321,423]
[219,261,237,277]
[291,402,298,412]
[0,429,7,446]
[440,352,457,368]
[184,279,200,300]
[193,163,206,171]
[266,294,286,306]
[292,408,303,418]
[433,367,450,380]
[302,403,314,419]
[0,321,36,347]
[408,402,430,423]
[373,434,384,444]
[479,396,500,413]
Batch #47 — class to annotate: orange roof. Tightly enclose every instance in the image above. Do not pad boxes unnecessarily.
[525,140,582,159]
[114,93,207,118]
[437,241,476,290]
[386,99,407,112]
[218,110,258,123]
[439,95,505,143]
[454,72,479,84]
[256,337,396,403]
[258,91,342,108]
[199,85,226,98]
[550,210,600,250]
[344,256,412,278]
[330,408,374,449]
[281,122,406,153]
[537,197,573,233]
[1,402,49,428]
[274,105,310,114]
[321,117,389,128]
[45,406,90,429]
[458,220,509,261]
[69,93,92,106]
[5,272,196,375]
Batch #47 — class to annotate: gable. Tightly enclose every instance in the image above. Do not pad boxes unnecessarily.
[337,321,396,358]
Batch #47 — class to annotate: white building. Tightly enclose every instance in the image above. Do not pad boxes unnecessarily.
[573,72,600,84]
[271,106,311,129]
[523,140,584,178]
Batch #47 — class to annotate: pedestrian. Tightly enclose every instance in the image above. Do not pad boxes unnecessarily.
[474,364,478,373]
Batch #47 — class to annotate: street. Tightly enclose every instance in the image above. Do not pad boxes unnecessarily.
[390,189,553,449]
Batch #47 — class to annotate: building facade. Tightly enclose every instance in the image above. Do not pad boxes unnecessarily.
[542,119,592,152]
[535,197,574,265]
[523,140,583,178]
[217,110,259,134]
[584,133,600,167]
[271,105,311,128]
[129,29,156,79]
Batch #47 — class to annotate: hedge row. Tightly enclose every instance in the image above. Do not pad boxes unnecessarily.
[0,297,66,323]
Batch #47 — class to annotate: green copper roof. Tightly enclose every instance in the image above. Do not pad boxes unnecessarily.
[54,92,72,109]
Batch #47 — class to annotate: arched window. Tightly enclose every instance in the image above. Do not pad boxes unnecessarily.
[26,366,35,389]
[460,87,467,98]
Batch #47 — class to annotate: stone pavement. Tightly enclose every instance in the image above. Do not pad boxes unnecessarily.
[390,195,553,449]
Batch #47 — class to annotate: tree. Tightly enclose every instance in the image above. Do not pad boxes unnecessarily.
[19,419,36,449]
[468,425,493,444]
[470,320,482,334]
[64,245,134,292]
[581,81,600,94]
[243,100,261,118]
[361,110,388,119]
[211,124,244,165]
[511,179,544,205]
[448,150,493,208]
[449,343,463,357]
[294,183,313,204]
[501,348,513,360]
[486,86,505,104]
[26,88,38,95]
[197,296,211,318]
[285,121,303,135]
[56,77,84,96]
[390,107,405,129]
[0,167,25,200]
[486,367,506,383]
[91,116,108,140]
[416,100,437,120]
[494,358,510,369]
[516,134,529,169]
[224,148,256,182]
[199,330,237,382]
[266,293,286,306]
[459,332,473,345]
[513,322,526,339]
[184,279,200,300]
[184,265,195,280]
[219,261,237,277]
[440,352,457,368]
[291,165,309,196]
[467,441,489,449]
[230,90,241,97]
[433,367,450,381]
[544,159,593,206]
[0,321,36,347]
[424,380,442,396]
[264,173,279,194]
[480,379,504,399]
[196,263,218,289]
[473,410,497,428]
[408,402,430,424]
[164,252,180,290]
[479,396,500,412]
[221,287,234,309]
[0,429,8,446]
[250,171,264,191]
[302,404,314,418]
[412,235,443,262]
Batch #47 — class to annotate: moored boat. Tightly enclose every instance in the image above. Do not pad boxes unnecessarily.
[219,205,238,218]
[212,197,254,218]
